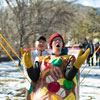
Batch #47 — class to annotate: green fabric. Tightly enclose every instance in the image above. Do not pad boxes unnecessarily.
[76,72,78,82]
[29,84,34,94]
[63,80,74,90]
[61,47,68,55]
[51,58,63,67]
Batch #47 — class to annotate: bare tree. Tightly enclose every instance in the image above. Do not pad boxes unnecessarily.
[5,0,76,65]
[5,0,76,45]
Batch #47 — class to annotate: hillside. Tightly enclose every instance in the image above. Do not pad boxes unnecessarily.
[73,4,100,15]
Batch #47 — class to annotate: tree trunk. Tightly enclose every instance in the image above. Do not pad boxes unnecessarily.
[18,34,23,66]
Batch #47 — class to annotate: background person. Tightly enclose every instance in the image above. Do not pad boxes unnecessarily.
[31,35,49,64]
[95,42,100,66]
[87,40,94,66]
[82,38,89,53]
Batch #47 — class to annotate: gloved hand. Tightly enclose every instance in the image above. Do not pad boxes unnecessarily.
[21,48,33,69]
[20,48,25,57]
[73,48,90,69]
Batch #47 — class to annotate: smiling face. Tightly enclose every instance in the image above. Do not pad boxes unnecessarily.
[51,37,63,55]
[35,39,46,51]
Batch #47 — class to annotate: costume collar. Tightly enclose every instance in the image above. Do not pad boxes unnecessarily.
[51,52,63,56]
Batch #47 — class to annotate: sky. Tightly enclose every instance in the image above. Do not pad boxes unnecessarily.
[68,0,100,8]
[75,0,100,8]
[0,0,100,8]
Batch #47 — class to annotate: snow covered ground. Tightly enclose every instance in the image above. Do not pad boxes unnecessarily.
[80,65,100,100]
[0,61,26,100]
[0,49,100,100]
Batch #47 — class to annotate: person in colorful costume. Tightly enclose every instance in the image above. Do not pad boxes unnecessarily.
[22,33,90,100]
